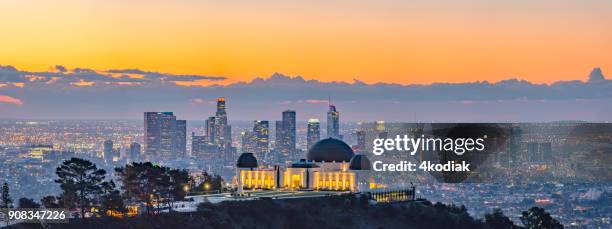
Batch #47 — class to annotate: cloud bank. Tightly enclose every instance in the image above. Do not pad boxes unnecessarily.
[0,65,610,122]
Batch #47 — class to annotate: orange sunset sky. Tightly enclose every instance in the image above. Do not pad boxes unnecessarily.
[0,0,611,85]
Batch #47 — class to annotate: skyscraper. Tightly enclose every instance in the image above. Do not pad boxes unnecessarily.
[215,97,230,145]
[191,132,219,162]
[176,120,187,158]
[241,131,257,154]
[144,112,186,162]
[205,116,216,144]
[327,104,341,139]
[275,120,285,162]
[103,139,114,163]
[212,97,235,164]
[277,110,296,161]
[307,118,320,151]
[159,112,177,161]
[253,120,269,161]
[144,112,162,160]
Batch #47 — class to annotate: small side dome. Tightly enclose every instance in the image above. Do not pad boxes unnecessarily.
[237,153,258,168]
[349,154,371,170]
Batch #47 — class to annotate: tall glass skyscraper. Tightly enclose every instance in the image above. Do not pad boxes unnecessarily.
[253,120,269,161]
[129,142,141,162]
[327,104,341,139]
[176,120,187,158]
[144,112,186,162]
[277,110,296,160]
[103,139,114,163]
[215,97,230,146]
[307,118,320,151]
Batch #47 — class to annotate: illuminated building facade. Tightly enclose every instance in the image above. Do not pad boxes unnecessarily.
[236,138,371,194]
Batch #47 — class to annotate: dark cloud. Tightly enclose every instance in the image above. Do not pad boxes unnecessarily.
[54,65,67,73]
[0,65,226,85]
[107,69,226,81]
[0,65,610,121]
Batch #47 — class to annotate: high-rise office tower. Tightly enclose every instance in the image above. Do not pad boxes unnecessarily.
[212,97,234,164]
[275,120,285,162]
[205,116,216,144]
[327,104,340,139]
[241,131,257,154]
[144,112,162,160]
[307,118,320,151]
[192,132,219,162]
[103,139,114,163]
[214,97,229,145]
[159,112,177,161]
[277,110,296,160]
[144,112,186,162]
[253,120,269,161]
[129,142,141,162]
[176,120,187,157]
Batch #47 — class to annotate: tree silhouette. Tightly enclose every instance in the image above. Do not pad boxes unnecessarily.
[520,207,563,229]
[485,208,517,229]
[115,162,159,214]
[100,190,126,215]
[41,196,61,208]
[18,198,40,208]
[115,162,191,214]
[165,168,190,211]
[194,171,224,193]
[55,157,111,218]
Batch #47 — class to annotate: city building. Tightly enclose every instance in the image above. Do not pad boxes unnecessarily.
[144,112,187,162]
[307,118,320,151]
[241,131,257,154]
[198,97,236,166]
[129,142,141,162]
[205,116,216,144]
[191,132,219,162]
[176,120,187,158]
[276,110,296,161]
[235,138,372,194]
[327,104,341,139]
[103,139,114,163]
[253,120,269,162]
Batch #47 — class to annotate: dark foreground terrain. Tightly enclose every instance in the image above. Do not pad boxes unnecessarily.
[7,195,506,229]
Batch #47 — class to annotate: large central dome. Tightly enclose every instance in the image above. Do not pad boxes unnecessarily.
[306,138,355,162]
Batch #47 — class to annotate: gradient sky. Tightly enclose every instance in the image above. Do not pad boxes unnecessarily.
[1,0,611,84]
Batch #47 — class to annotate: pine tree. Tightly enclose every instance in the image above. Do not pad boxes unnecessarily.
[55,158,110,218]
